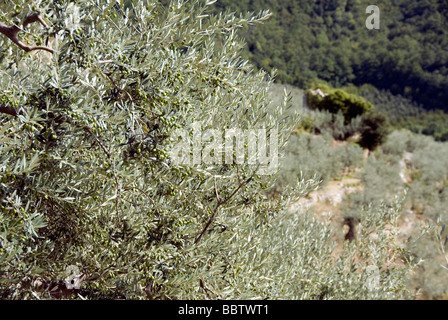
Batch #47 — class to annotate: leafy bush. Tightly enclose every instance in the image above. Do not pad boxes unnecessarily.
[234,197,416,299]
[311,110,363,141]
[404,133,436,153]
[306,86,373,123]
[295,114,315,133]
[407,227,448,299]
[381,130,410,157]
[0,0,422,301]
[405,137,448,220]
[341,153,404,219]
[358,111,391,151]
[276,134,364,189]
[0,0,311,299]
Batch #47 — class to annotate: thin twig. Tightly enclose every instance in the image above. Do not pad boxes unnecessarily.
[199,279,219,299]
[0,104,20,117]
[0,12,53,53]
[104,72,133,102]
[194,164,259,245]
[214,176,221,203]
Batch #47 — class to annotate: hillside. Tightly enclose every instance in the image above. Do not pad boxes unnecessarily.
[211,1,448,297]
[271,83,448,299]
[213,0,448,118]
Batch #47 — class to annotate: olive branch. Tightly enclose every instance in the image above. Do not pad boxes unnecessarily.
[0,12,54,54]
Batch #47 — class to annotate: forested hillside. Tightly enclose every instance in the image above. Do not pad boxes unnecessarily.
[213,0,448,114]
[267,83,448,299]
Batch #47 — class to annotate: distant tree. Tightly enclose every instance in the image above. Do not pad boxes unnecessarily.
[306,87,374,124]
[358,111,391,151]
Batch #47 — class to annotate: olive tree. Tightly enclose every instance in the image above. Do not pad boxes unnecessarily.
[0,0,417,300]
[0,0,313,299]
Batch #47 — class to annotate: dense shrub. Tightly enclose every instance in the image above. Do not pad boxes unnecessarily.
[358,111,391,151]
[276,134,364,189]
[407,228,448,299]
[230,199,416,300]
[311,110,363,141]
[406,137,448,221]
[381,130,410,157]
[0,0,421,301]
[306,86,373,123]
[353,129,448,299]
[0,0,310,299]
[341,152,403,219]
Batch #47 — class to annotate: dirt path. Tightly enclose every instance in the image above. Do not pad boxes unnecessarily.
[288,151,420,239]
[289,176,361,221]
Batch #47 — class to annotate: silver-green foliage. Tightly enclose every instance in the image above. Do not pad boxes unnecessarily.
[312,110,363,140]
[226,196,415,299]
[277,133,364,188]
[383,130,448,220]
[0,0,310,299]
[367,130,448,298]
[0,0,417,300]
